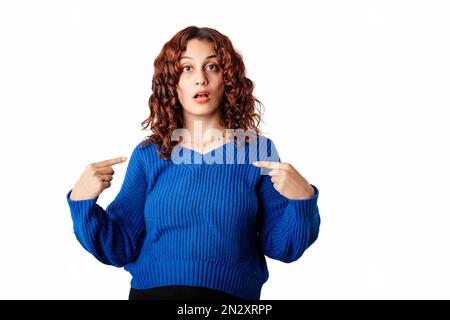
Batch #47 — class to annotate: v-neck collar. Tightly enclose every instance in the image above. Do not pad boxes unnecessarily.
[180,140,236,157]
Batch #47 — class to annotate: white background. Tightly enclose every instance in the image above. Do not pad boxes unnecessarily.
[0,0,449,299]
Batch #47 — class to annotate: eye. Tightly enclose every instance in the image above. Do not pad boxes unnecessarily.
[207,64,218,71]
[181,64,219,73]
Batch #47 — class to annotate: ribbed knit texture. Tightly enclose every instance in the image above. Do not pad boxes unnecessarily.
[66,135,320,300]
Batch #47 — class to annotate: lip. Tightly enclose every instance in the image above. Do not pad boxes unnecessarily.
[193,95,211,104]
[193,90,211,104]
[193,90,210,98]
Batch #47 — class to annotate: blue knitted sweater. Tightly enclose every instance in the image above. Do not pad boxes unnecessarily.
[66,135,320,300]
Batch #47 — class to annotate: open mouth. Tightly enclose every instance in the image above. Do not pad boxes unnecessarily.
[193,91,211,103]
[193,92,210,99]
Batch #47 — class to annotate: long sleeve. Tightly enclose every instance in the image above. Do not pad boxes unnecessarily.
[256,140,321,263]
[66,144,148,267]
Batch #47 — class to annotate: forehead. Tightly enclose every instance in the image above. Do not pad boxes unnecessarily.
[180,39,217,60]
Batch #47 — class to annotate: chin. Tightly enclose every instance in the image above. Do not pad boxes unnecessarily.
[185,104,220,115]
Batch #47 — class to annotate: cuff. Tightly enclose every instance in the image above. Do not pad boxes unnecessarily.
[287,184,319,219]
[66,189,98,220]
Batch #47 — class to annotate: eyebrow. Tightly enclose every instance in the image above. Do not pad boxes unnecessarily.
[180,54,217,61]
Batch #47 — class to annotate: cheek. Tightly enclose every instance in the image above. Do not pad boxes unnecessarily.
[176,82,185,100]
[217,80,224,95]
[213,76,224,92]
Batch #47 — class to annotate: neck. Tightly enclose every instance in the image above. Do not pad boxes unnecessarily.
[182,109,226,142]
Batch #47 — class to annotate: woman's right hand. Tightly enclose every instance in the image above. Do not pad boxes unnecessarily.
[69,156,127,200]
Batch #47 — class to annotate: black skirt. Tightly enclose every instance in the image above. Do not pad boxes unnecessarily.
[129,285,243,301]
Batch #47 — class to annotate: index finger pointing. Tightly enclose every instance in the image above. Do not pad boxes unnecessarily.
[94,156,127,167]
[252,161,283,169]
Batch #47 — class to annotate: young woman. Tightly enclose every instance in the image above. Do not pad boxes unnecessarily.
[67,26,320,301]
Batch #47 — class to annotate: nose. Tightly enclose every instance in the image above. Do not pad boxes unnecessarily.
[195,70,208,86]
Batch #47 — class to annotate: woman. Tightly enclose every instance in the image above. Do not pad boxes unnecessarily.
[67,26,320,301]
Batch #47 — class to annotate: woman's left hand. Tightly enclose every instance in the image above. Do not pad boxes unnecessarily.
[252,161,315,200]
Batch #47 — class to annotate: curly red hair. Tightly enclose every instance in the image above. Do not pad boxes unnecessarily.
[141,26,265,160]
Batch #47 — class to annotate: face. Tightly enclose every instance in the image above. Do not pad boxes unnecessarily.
[176,39,224,117]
